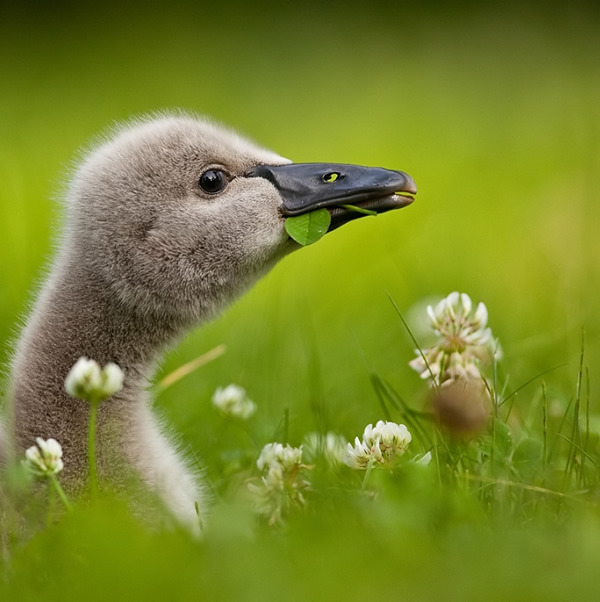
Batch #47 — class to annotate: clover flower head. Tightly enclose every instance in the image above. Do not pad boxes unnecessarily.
[249,442,308,525]
[257,442,303,473]
[212,384,256,420]
[24,437,64,477]
[409,292,500,387]
[65,357,124,403]
[345,436,384,468]
[345,420,412,469]
[426,292,490,350]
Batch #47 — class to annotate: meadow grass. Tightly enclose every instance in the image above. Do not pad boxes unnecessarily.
[1,2,600,599]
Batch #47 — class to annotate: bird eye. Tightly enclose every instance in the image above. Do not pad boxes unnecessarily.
[199,169,228,194]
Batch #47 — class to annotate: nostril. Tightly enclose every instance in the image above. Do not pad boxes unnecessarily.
[323,172,342,183]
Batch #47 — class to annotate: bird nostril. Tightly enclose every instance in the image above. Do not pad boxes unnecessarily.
[323,172,341,183]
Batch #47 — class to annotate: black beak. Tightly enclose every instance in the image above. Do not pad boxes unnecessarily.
[246,163,416,231]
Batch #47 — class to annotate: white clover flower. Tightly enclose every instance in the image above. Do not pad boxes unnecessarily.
[102,362,124,396]
[65,357,124,403]
[345,420,412,469]
[249,442,308,525]
[24,437,64,477]
[345,436,384,469]
[363,420,412,452]
[409,292,500,387]
[211,384,256,420]
[303,432,348,467]
[257,442,303,473]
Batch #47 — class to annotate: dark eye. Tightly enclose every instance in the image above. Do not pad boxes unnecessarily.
[199,169,228,194]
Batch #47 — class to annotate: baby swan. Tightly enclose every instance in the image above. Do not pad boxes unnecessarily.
[4,114,416,531]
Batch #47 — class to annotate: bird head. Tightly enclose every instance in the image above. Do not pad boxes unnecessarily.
[64,114,415,326]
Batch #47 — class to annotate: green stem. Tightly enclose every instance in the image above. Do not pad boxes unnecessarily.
[46,478,56,527]
[339,204,378,217]
[49,474,73,511]
[88,400,99,498]
[361,457,376,491]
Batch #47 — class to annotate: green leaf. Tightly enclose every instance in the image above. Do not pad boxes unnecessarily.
[285,209,331,246]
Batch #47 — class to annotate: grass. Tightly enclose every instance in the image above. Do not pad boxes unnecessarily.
[2,1,600,599]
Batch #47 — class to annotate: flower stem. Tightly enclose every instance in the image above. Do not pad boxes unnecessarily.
[339,204,378,217]
[49,474,72,511]
[88,400,99,498]
[361,457,376,491]
[47,478,56,527]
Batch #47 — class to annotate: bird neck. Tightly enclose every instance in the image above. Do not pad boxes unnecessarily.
[24,257,179,378]
[10,255,183,468]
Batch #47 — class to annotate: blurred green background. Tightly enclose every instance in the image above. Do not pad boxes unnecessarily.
[2,0,598,439]
[1,0,600,597]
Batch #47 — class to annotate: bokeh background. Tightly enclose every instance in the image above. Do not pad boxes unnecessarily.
[1,0,600,596]
[3,0,599,433]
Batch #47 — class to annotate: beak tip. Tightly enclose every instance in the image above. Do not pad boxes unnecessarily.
[402,174,418,196]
